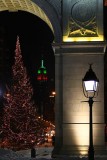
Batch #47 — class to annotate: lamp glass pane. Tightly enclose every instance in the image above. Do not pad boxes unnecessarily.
[84,81,98,92]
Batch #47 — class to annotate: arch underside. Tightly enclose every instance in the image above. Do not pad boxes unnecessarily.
[0,0,54,33]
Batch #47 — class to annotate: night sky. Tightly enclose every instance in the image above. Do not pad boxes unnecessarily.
[0,10,55,98]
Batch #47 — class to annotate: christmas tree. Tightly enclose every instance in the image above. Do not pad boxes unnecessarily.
[1,36,53,150]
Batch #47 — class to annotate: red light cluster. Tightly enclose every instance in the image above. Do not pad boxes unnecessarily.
[37,75,48,81]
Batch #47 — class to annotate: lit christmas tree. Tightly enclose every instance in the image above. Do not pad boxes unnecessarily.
[1,36,54,150]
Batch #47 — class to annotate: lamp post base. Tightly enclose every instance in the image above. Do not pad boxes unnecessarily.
[88,146,94,160]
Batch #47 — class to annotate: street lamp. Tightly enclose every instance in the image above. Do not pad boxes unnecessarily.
[82,64,99,160]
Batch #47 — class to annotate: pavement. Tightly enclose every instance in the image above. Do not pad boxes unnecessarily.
[16,146,107,160]
[1,143,107,160]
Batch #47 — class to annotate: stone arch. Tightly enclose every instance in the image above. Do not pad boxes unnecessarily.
[32,0,62,42]
[0,0,62,42]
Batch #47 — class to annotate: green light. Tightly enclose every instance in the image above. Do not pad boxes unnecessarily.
[44,70,47,74]
[38,70,41,74]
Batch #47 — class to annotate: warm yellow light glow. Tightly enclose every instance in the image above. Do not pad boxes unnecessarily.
[63,86,97,156]
[75,124,89,145]
[63,36,104,42]
[63,84,103,154]
[52,91,56,96]
[80,150,88,156]
[49,91,56,97]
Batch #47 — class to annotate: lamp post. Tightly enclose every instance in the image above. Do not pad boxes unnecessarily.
[82,64,99,160]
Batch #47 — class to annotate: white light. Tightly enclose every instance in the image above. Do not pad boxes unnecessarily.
[84,81,98,92]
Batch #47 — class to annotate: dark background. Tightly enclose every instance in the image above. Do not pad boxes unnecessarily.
[0,11,55,123]
[0,10,55,96]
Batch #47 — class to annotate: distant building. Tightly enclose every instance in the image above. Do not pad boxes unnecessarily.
[37,57,48,118]
[36,57,55,123]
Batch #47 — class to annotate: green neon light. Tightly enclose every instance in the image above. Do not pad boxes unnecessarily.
[38,70,41,74]
[41,60,46,69]
[44,70,47,74]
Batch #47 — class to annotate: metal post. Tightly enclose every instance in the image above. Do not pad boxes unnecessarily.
[88,97,94,160]
[31,147,36,158]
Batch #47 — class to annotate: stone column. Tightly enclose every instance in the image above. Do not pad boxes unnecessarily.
[52,42,107,157]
